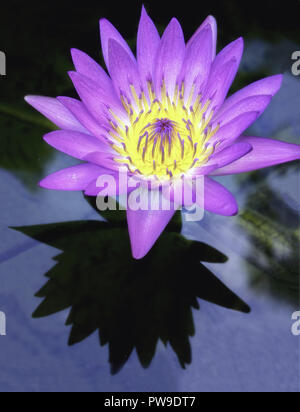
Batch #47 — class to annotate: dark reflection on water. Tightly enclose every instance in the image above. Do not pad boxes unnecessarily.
[12,197,250,374]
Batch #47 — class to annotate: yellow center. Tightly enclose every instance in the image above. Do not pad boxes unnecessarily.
[109,82,220,181]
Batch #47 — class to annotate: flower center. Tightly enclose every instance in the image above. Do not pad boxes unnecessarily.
[109,82,220,181]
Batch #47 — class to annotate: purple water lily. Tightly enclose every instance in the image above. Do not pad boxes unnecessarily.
[25,7,300,259]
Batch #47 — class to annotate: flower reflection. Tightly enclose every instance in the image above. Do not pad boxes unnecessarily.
[13,196,250,374]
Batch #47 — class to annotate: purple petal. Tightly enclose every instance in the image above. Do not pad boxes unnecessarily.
[24,95,88,133]
[212,136,300,176]
[179,27,212,102]
[203,38,244,110]
[85,173,135,196]
[68,71,128,125]
[208,142,252,169]
[39,164,108,191]
[215,75,283,120]
[165,179,197,207]
[137,6,160,86]
[212,37,244,70]
[187,16,217,60]
[108,39,142,101]
[127,198,176,259]
[44,130,113,160]
[202,59,239,113]
[189,164,219,176]
[71,48,115,94]
[162,166,215,208]
[212,95,272,127]
[100,18,135,71]
[57,96,110,143]
[83,151,122,172]
[202,177,238,216]
[154,18,186,100]
[211,111,259,149]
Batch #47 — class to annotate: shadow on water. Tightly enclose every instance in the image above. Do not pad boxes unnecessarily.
[12,196,250,374]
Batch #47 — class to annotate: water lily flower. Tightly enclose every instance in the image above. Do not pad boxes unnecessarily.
[25,7,300,259]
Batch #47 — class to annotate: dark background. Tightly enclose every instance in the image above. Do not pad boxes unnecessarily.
[1,0,300,100]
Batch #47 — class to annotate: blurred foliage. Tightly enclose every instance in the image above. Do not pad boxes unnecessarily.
[235,162,300,188]
[238,185,299,305]
[0,107,54,190]
[12,198,250,374]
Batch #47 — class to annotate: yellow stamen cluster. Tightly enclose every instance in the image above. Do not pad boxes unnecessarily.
[109,82,220,181]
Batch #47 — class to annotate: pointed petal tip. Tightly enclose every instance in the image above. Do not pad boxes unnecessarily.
[99,17,109,26]
[188,15,217,59]
[141,4,148,16]
[131,248,149,260]
[129,233,150,260]
[216,200,239,217]
[99,18,107,34]
[70,48,84,61]
[203,15,217,34]
[43,131,53,144]
[38,177,67,191]
[207,15,217,21]
[127,207,176,261]
[220,37,244,57]
[24,95,38,108]
[38,179,45,189]
[68,70,80,85]
[255,74,284,96]
[213,136,300,176]
[207,198,239,217]
[161,17,184,38]
[56,95,68,104]
[204,177,239,216]
[273,73,284,88]
[24,95,41,105]
[38,177,52,190]
[70,47,78,55]
[229,205,239,216]
[203,15,217,26]
[37,164,105,192]
[231,37,244,52]
[130,231,158,260]
[169,17,183,30]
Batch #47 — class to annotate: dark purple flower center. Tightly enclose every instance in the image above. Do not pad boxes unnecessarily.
[149,118,176,147]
